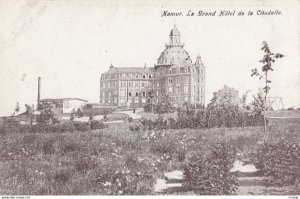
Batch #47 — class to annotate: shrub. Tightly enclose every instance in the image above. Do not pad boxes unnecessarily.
[90,120,106,130]
[143,104,152,112]
[183,141,238,195]
[56,122,76,133]
[252,140,300,187]
[92,156,156,195]
[74,122,91,131]
[129,124,141,132]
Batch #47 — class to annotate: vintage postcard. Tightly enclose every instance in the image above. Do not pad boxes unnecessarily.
[0,0,299,198]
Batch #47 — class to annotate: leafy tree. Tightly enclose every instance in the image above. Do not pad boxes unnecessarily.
[76,108,84,118]
[251,41,284,139]
[155,94,174,114]
[206,85,244,127]
[14,102,20,116]
[25,104,35,125]
[36,103,54,124]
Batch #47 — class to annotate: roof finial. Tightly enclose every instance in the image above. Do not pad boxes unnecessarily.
[144,62,147,68]
[110,61,113,69]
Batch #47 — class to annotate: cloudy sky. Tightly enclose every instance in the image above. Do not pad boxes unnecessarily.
[0,0,299,116]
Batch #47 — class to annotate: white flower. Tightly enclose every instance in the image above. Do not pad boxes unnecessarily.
[104,181,111,186]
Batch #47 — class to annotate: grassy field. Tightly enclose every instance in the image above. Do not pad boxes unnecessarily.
[0,118,299,195]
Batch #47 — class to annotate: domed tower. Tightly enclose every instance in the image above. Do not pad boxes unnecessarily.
[168,25,183,47]
[156,25,192,66]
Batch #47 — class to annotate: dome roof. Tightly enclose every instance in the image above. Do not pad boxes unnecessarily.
[170,25,180,36]
[157,46,191,65]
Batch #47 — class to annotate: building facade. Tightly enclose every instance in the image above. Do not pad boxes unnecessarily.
[100,26,206,108]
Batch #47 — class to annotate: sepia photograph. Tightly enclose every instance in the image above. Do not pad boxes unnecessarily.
[0,0,299,198]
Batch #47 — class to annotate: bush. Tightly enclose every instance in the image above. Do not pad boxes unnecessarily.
[90,120,106,130]
[74,122,91,131]
[183,141,238,195]
[252,140,300,187]
[56,122,76,133]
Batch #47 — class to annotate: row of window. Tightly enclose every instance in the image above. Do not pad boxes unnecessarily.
[101,73,156,80]
[167,86,205,94]
[168,67,205,75]
[100,98,159,105]
[101,81,160,88]
[167,76,205,86]
[101,90,159,98]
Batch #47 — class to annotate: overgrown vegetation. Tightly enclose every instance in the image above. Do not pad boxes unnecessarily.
[184,141,238,195]
[251,140,300,187]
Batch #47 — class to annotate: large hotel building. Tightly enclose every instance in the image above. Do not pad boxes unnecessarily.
[100,26,206,109]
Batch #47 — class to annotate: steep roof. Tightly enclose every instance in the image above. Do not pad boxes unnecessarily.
[103,67,156,74]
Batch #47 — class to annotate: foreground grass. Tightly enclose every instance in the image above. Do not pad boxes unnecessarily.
[0,122,299,195]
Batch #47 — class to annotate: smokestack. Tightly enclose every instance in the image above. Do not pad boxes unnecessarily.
[37,77,41,110]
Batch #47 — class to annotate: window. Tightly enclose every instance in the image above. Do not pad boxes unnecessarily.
[168,87,173,93]
[135,98,139,103]
[143,74,146,78]
[121,81,125,87]
[120,99,125,103]
[108,99,111,103]
[168,78,173,85]
[108,92,111,97]
[142,98,146,103]
[128,92,132,97]
[103,92,106,97]
[149,74,151,78]
[184,86,188,94]
[121,91,125,97]
[193,86,195,93]
[172,68,176,74]
[129,82,132,87]
[136,92,139,97]
[142,91,146,97]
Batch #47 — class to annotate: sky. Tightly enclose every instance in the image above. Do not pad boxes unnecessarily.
[0,0,299,116]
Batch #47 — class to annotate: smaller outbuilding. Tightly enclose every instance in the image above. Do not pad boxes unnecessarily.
[40,98,88,114]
